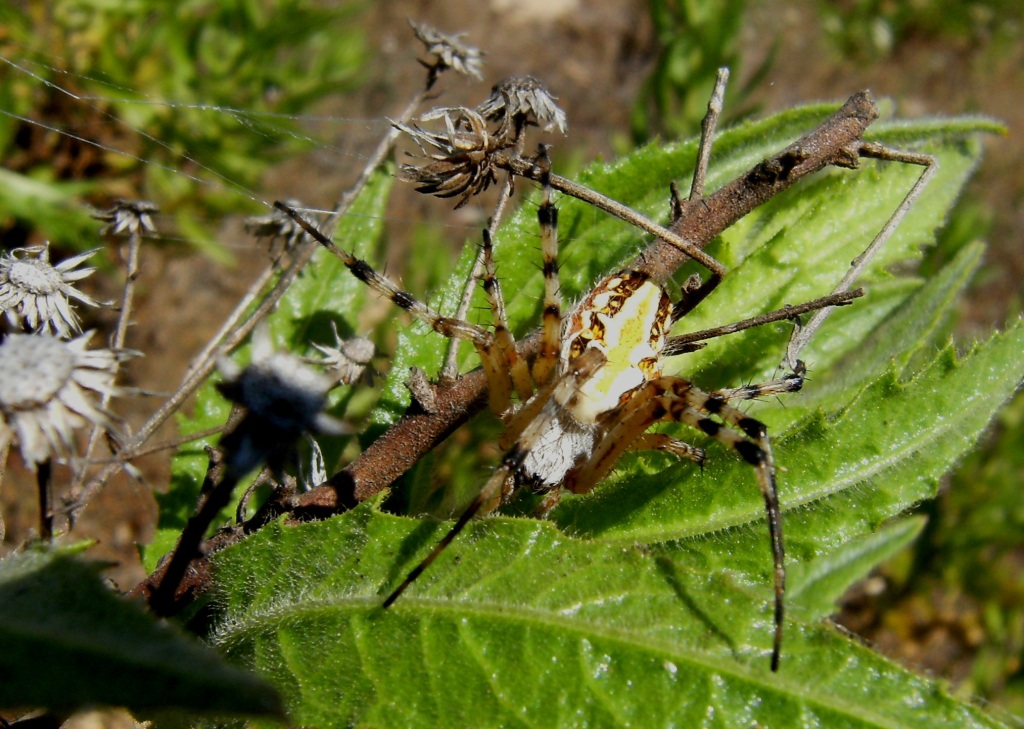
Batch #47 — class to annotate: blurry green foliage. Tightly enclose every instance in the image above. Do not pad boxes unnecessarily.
[889,392,1024,714]
[0,0,367,252]
[815,0,1024,59]
[630,0,773,143]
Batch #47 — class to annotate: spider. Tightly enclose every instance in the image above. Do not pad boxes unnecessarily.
[276,81,935,674]
[279,169,815,672]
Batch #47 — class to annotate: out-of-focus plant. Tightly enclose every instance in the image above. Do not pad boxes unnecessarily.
[630,0,773,144]
[814,0,1024,59]
[899,394,1024,712]
[0,0,367,253]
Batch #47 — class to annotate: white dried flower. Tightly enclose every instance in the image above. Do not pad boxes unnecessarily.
[410,20,484,81]
[478,76,568,136]
[0,244,101,338]
[217,326,348,476]
[306,321,375,387]
[93,199,158,237]
[0,331,130,467]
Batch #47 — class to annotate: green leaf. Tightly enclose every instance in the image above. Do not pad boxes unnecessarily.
[210,507,1003,728]
[788,517,926,620]
[0,545,281,717]
[0,168,99,250]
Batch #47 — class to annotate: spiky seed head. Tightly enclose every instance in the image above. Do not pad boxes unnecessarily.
[306,321,375,386]
[0,244,101,338]
[478,76,568,136]
[409,20,484,80]
[244,199,308,250]
[395,107,500,206]
[93,199,158,237]
[0,332,130,467]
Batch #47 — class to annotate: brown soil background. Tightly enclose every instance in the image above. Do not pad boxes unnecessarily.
[2,0,1022,718]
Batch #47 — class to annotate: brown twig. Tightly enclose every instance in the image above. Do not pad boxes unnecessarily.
[37,460,54,542]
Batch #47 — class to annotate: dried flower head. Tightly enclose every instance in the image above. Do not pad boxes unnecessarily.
[409,20,484,82]
[396,107,501,206]
[305,321,375,387]
[93,199,158,237]
[0,244,101,338]
[244,199,307,247]
[217,326,347,476]
[478,76,568,136]
[0,332,131,467]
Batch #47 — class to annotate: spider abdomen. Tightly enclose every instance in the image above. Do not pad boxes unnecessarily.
[515,402,598,487]
[561,270,673,424]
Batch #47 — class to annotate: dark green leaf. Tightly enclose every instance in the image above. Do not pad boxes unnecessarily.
[789,517,926,620]
[0,545,281,717]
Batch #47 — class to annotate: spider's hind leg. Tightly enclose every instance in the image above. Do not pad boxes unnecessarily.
[565,375,786,671]
[660,378,785,672]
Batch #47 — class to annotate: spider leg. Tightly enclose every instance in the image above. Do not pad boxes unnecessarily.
[498,367,563,450]
[531,150,563,388]
[382,463,508,608]
[784,145,937,371]
[383,348,608,607]
[660,377,787,677]
[276,202,492,347]
[566,376,785,671]
[627,433,705,464]
[665,289,864,358]
[713,370,806,403]
[480,227,532,412]
[276,201,527,421]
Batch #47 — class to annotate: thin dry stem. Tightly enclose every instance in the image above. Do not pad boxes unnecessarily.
[690,68,729,200]
[68,227,143,519]
[0,433,8,542]
[75,89,434,516]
